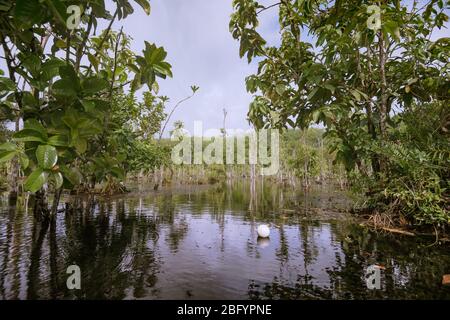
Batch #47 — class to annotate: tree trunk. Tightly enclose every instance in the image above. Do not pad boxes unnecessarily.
[8,119,20,206]
[51,188,63,215]
[378,30,388,172]
[366,102,381,175]
[33,189,49,220]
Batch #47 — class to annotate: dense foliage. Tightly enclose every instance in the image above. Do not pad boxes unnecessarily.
[0,0,172,212]
[230,0,449,227]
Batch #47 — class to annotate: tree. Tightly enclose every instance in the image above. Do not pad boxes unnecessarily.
[230,0,449,226]
[0,0,172,215]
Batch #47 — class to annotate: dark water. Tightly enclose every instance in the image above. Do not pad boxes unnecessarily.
[0,182,449,300]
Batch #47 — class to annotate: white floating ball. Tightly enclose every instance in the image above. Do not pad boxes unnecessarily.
[257,224,270,238]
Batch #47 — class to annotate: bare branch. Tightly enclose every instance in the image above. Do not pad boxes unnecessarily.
[257,2,281,15]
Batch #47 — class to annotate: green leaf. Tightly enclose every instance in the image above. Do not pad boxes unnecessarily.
[150,47,167,64]
[153,62,173,78]
[48,135,69,147]
[52,172,63,189]
[87,53,99,72]
[59,65,79,83]
[52,79,79,98]
[41,58,66,82]
[24,119,48,140]
[350,89,361,102]
[13,129,46,143]
[127,63,140,73]
[36,145,58,169]
[307,88,319,101]
[111,167,125,180]
[81,77,109,95]
[20,53,41,77]
[0,142,16,151]
[14,0,45,27]
[24,168,48,193]
[0,150,16,163]
[74,138,87,154]
[60,165,81,186]
[323,83,336,94]
[134,0,151,15]
[0,77,16,92]
[62,108,81,130]
[384,20,400,42]
[22,92,39,109]
[275,84,285,95]
[0,2,12,11]
[19,154,29,169]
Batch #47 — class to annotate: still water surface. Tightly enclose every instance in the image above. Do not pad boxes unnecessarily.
[1,182,449,299]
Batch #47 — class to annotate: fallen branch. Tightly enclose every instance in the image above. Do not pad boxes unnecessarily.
[380,227,415,236]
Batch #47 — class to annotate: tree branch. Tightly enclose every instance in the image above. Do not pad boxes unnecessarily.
[257,2,281,15]
[86,9,119,75]
[75,13,94,71]
[158,93,197,141]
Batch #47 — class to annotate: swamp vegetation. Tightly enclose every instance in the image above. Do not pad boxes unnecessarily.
[0,0,449,300]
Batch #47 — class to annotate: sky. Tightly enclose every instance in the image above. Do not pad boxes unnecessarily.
[111,0,280,136]
[1,0,448,135]
[106,0,449,137]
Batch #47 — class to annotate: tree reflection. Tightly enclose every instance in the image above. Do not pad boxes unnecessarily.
[1,183,449,299]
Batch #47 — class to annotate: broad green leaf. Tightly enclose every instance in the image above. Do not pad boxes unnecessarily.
[48,135,69,147]
[41,58,66,81]
[111,167,125,180]
[150,47,167,64]
[0,2,12,11]
[13,129,46,143]
[0,150,16,163]
[384,20,400,42]
[19,154,29,169]
[20,53,41,77]
[81,77,109,95]
[22,92,39,109]
[52,172,64,189]
[0,142,16,151]
[24,168,48,193]
[14,0,45,27]
[0,77,16,92]
[74,138,87,154]
[323,83,336,94]
[127,63,140,73]
[24,119,48,140]
[60,165,81,186]
[275,84,285,95]
[62,108,82,130]
[350,89,361,101]
[36,145,58,169]
[152,82,160,94]
[59,65,79,84]
[153,62,173,77]
[52,79,79,98]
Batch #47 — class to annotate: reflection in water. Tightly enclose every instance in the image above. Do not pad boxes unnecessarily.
[0,181,449,299]
[257,238,270,249]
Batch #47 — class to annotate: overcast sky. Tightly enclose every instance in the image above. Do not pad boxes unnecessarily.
[2,1,448,135]
[113,0,280,136]
[114,0,448,137]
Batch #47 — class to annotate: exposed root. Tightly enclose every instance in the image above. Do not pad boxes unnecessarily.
[367,211,395,229]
